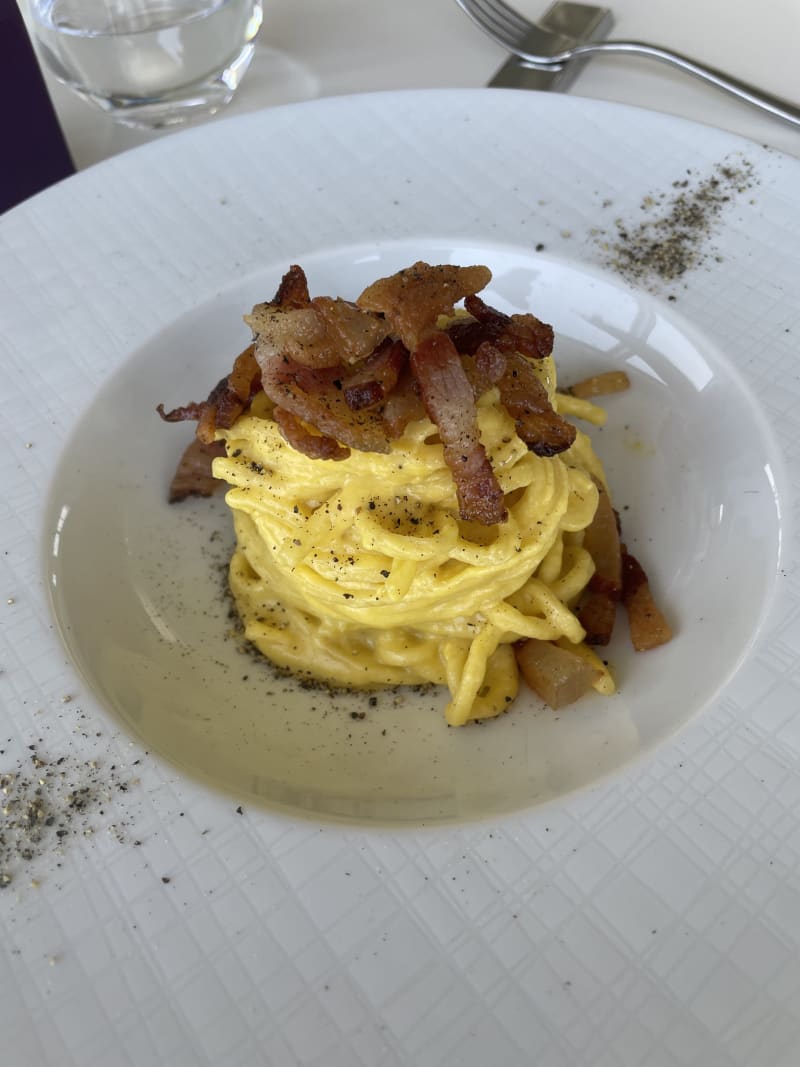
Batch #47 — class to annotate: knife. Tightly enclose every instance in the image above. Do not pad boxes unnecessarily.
[489,1,614,90]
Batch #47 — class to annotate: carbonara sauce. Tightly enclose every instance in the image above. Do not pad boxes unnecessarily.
[216,360,613,726]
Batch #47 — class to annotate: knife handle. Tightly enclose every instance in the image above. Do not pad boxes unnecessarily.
[489,2,613,90]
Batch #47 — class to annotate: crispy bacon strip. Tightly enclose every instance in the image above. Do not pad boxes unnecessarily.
[258,350,391,453]
[578,479,622,645]
[214,344,262,428]
[157,397,206,425]
[381,361,424,438]
[410,332,506,525]
[584,481,622,594]
[243,264,389,370]
[343,339,408,411]
[157,344,261,444]
[264,357,344,395]
[247,296,389,370]
[240,268,391,454]
[462,295,554,360]
[272,407,350,461]
[273,263,311,308]
[358,262,491,351]
[621,547,673,651]
[167,438,226,503]
[460,341,507,398]
[577,592,617,647]
[161,264,579,525]
[496,350,576,457]
[457,338,574,457]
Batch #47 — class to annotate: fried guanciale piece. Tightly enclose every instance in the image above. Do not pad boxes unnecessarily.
[258,351,391,454]
[273,263,311,308]
[578,479,622,645]
[495,349,576,457]
[167,438,226,502]
[161,262,579,526]
[577,592,617,647]
[157,343,262,444]
[272,407,349,461]
[247,295,390,370]
[449,307,574,458]
[460,294,554,360]
[410,332,507,526]
[245,262,388,370]
[515,639,601,709]
[357,262,491,351]
[244,270,401,454]
[621,547,673,651]
[342,339,408,411]
[380,361,424,438]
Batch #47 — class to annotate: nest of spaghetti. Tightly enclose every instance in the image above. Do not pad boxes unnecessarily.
[159,262,671,725]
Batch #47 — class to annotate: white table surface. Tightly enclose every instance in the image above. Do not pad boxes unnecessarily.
[32,0,800,169]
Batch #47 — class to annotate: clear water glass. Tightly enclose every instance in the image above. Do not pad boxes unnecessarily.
[29,0,263,128]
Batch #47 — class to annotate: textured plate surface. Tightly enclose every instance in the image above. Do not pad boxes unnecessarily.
[2,90,800,1065]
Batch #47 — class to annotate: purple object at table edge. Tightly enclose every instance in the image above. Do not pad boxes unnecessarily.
[2,2,75,214]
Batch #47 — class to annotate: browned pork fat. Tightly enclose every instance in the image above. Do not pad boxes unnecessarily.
[461,294,554,360]
[357,262,491,351]
[342,339,408,411]
[258,350,391,454]
[515,639,601,709]
[410,332,507,526]
[459,341,508,397]
[167,438,226,502]
[246,296,390,370]
[495,350,576,457]
[272,407,350,461]
[380,361,424,438]
[161,262,580,526]
[272,263,311,308]
[621,548,673,651]
[157,343,262,444]
[578,478,622,645]
[447,301,574,458]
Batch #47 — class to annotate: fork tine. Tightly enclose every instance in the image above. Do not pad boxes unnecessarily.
[458,0,531,47]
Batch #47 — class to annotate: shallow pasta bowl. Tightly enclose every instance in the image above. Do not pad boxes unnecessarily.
[2,89,797,827]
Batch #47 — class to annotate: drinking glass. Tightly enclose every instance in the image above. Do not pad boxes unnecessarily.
[27,0,263,128]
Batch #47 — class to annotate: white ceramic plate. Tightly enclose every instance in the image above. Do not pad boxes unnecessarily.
[2,91,800,1065]
[43,239,784,824]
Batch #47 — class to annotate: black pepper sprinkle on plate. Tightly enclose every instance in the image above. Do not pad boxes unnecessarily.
[0,749,136,890]
[595,157,756,288]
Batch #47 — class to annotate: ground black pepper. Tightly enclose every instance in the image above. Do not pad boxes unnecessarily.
[0,747,134,889]
[596,157,756,287]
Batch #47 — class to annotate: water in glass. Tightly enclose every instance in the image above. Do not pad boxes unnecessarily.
[30,0,263,127]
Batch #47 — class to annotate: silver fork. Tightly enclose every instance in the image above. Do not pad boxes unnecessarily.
[455,0,800,129]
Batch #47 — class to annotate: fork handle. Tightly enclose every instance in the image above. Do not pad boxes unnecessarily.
[525,40,800,129]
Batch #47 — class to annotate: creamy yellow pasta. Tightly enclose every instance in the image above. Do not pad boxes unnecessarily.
[214,352,615,726]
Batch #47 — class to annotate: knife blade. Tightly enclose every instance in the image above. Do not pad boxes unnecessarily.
[489,2,614,90]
